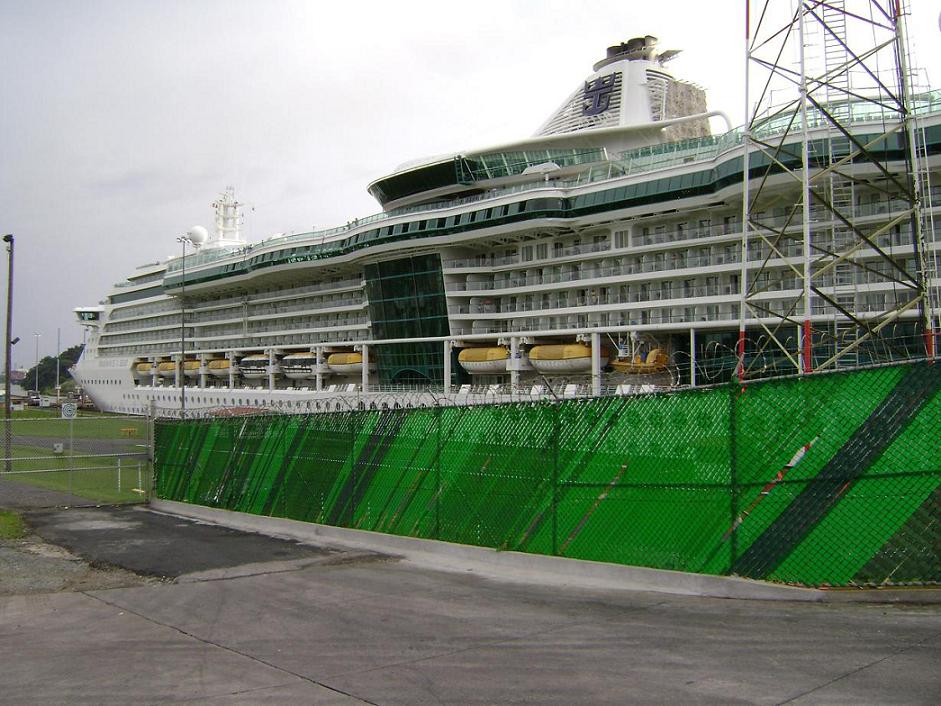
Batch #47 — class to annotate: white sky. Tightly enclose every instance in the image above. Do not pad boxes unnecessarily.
[0,0,939,366]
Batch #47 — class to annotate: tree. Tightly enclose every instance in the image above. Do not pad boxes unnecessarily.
[24,344,84,393]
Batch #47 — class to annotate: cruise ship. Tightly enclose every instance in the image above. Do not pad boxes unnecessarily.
[71,33,941,416]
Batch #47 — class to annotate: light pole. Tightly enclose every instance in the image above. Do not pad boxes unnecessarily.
[176,235,188,417]
[3,234,13,473]
[33,332,40,395]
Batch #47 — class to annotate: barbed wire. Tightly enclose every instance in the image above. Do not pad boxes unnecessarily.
[145,328,939,420]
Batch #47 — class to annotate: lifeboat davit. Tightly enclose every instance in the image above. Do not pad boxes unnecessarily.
[327,352,363,374]
[238,354,270,380]
[182,360,200,378]
[133,362,153,380]
[281,353,318,380]
[207,359,231,378]
[458,347,509,374]
[528,343,607,374]
[156,361,177,378]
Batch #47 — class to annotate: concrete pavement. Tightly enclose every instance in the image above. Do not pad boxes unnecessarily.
[1,505,939,704]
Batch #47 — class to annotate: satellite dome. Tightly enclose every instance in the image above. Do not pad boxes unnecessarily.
[186,225,209,245]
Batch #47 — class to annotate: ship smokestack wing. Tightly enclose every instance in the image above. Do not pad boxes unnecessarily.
[535,35,705,143]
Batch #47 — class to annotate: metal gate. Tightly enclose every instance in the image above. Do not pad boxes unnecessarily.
[0,412,153,509]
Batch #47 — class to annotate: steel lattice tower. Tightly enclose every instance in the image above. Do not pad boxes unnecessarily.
[737,0,936,378]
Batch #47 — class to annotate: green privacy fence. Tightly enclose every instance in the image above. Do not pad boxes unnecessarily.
[154,361,941,587]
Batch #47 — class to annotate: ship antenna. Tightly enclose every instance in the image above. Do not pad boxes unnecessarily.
[211,186,244,245]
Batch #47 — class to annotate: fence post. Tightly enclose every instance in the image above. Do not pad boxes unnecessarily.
[68,415,74,499]
[552,401,559,556]
[148,401,156,499]
[117,456,122,492]
[728,382,740,572]
[348,409,356,527]
[435,403,442,540]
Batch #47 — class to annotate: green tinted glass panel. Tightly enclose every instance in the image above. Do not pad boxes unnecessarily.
[364,254,449,384]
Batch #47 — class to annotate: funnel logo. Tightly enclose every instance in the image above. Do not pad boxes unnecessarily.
[582,75,617,116]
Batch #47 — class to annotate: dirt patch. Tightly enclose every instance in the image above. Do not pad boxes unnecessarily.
[0,534,153,596]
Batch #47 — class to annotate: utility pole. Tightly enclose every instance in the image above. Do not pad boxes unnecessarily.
[3,234,13,474]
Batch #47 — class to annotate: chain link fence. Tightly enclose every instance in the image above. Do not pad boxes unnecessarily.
[0,414,152,508]
[154,360,941,587]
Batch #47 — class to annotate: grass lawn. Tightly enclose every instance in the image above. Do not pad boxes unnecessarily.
[0,510,26,539]
[0,413,148,440]
[4,466,151,504]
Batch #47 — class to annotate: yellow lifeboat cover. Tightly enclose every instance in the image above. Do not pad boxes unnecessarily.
[458,347,509,363]
[135,362,153,373]
[528,344,592,361]
[328,352,363,366]
[207,359,230,370]
[156,362,177,373]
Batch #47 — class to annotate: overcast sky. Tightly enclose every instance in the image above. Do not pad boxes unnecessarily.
[1,0,939,368]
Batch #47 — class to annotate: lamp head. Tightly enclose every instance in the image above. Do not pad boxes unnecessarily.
[2,234,12,243]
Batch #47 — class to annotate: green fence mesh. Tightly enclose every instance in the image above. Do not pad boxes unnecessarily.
[154,361,941,587]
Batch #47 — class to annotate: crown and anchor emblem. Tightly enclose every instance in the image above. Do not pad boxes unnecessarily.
[582,74,617,116]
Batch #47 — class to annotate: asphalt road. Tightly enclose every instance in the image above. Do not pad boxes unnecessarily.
[2,505,939,705]
[0,477,92,509]
[26,506,334,577]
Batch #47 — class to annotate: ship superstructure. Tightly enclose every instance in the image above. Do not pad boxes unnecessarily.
[71,33,941,416]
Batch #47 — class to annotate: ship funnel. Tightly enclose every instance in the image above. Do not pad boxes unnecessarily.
[593,35,680,71]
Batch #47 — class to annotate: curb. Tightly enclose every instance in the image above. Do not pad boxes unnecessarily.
[148,499,838,602]
[148,500,941,603]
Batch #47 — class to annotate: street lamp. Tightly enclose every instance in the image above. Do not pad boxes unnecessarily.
[175,235,188,417]
[3,234,13,474]
[175,227,207,418]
